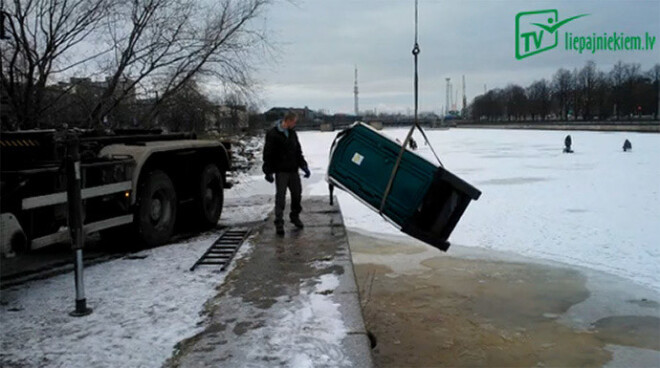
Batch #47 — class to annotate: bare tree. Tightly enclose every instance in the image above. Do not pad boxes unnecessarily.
[503,84,526,121]
[623,63,642,117]
[471,89,504,121]
[1,0,111,129]
[650,64,660,120]
[527,79,550,120]
[88,0,271,128]
[1,0,271,130]
[552,68,572,120]
[593,70,611,120]
[570,68,582,119]
[609,61,626,118]
[469,62,657,122]
[578,61,598,120]
[158,79,214,132]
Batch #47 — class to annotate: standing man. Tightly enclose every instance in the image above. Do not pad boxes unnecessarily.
[263,111,310,236]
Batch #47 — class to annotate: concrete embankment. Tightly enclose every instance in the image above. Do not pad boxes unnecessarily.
[166,197,372,368]
[455,122,660,133]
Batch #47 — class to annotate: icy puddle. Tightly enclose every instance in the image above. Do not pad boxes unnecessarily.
[348,230,660,368]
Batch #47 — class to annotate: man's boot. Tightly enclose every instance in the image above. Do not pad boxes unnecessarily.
[275,221,284,236]
[291,217,304,229]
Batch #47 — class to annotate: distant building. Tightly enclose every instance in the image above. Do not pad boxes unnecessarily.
[209,104,248,132]
[264,106,322,129]
[264,106,319,122]
[420,112,441,122]
[326,113,362,129]
[63,76,136,102]
[263,107,367,130]
[42,76,139,127]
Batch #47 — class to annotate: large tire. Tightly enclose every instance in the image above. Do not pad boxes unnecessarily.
[137,170,177,246]
[195,163,224,229]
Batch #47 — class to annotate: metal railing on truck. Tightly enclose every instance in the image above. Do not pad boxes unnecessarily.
[1,131,137,250]
[20,159,135,250]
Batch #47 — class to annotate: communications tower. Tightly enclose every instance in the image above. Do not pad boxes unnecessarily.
[445,78,451,116]
[462,75,467,117]
[354,66,359,116]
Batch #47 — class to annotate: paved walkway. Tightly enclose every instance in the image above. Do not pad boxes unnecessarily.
[166,196,373,367]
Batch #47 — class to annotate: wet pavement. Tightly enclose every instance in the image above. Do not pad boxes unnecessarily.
[166,197,373,367]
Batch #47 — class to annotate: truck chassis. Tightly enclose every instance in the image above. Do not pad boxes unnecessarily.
[1,129,231,257]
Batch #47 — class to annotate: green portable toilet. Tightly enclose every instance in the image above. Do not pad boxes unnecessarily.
[327,122,481,251]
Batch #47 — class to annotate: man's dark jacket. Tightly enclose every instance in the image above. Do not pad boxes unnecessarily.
[262,124,308,174]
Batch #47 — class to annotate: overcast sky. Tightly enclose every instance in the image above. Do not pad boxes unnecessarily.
[253,0,660,114]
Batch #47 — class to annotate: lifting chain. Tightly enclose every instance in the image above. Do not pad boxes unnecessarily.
[379,0,444,214]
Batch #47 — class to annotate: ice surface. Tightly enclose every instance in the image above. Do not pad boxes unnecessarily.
[301,128,660,292]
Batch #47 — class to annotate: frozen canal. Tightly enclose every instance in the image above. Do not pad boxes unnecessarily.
[301,127,660,292]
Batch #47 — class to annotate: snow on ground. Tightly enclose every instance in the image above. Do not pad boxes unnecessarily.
[225,273,348,368]
[277,274,348,367]
[0,138,275,368]
[0,234,255,368]
[298,127,660,292]
[1,126,657,368]
[0,132,347,368]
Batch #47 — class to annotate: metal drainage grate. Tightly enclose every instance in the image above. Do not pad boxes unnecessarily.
[190,228,250,271]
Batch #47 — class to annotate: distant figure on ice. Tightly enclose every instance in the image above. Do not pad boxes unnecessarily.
[409,137,418,150]
[623,139,632,152]
[563,134,573,153]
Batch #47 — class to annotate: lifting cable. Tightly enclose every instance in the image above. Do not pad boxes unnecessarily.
[379,0,444,215]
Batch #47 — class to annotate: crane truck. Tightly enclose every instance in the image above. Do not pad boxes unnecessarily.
[0,129,231,257]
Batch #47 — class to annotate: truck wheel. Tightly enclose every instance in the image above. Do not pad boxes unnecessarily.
[195,163,224,229]
[137,170,177,246]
